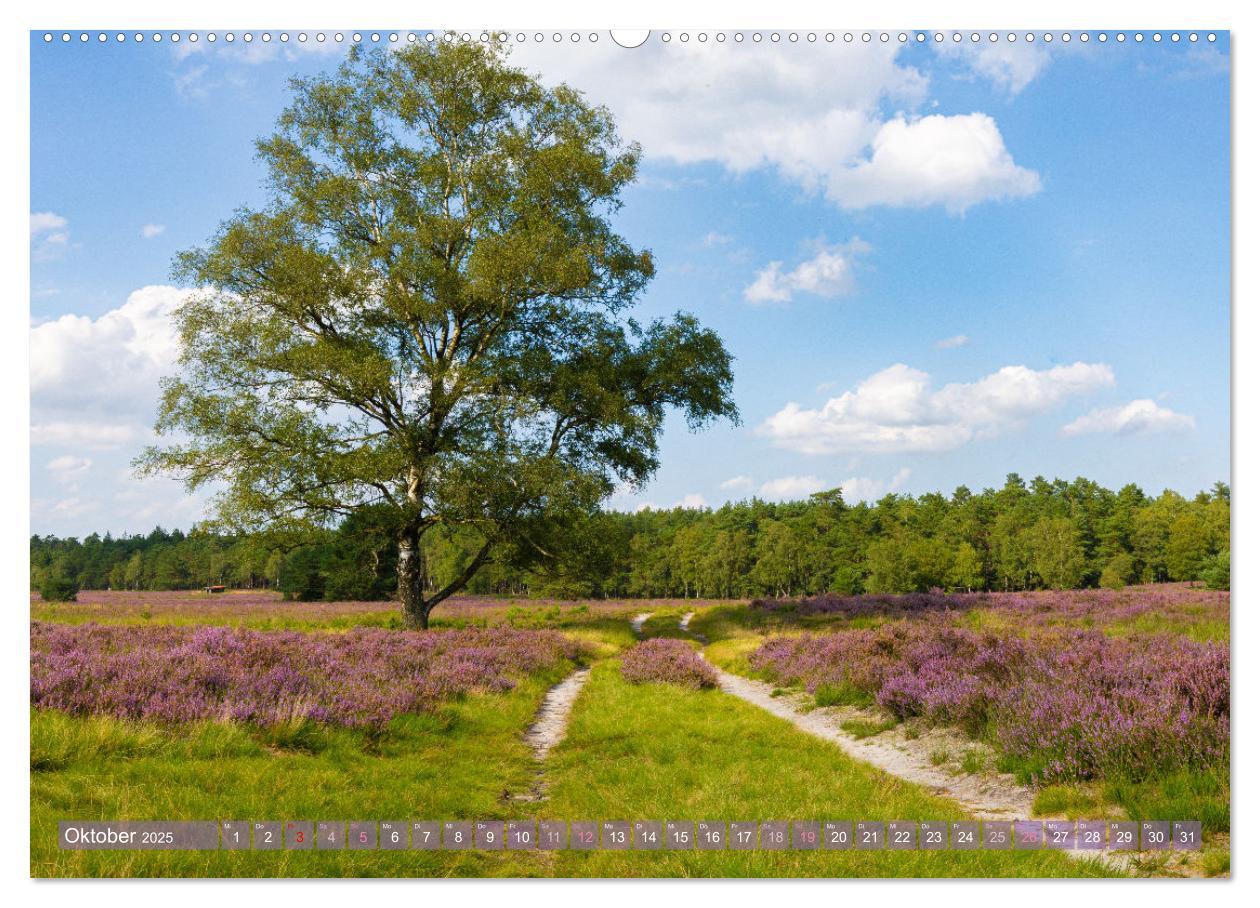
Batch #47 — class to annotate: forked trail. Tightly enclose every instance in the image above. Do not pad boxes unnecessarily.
[679,611,708,643]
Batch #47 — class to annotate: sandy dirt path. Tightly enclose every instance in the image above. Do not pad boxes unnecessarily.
[702,656,1153,870]
[660,611,1033,819]
[515,667,591,802]
[643,615,1193,871]
[679,611,708,643]
[707,662,1034,820]
[630,612,653,637]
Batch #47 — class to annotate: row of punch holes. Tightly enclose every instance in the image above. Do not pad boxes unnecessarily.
[42,30,1219,46]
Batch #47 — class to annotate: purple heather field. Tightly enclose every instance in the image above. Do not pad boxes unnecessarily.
[749,586,1229,783]
[31,622,582,729]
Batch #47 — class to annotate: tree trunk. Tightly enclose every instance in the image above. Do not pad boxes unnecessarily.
[398,524,429,630]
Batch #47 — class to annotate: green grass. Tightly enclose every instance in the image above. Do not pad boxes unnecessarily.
[1102,768,1231,834]
[959,748,988,775]
[815,682,876,709]
[31,666,571,878]
[1201,848,1230,877]
[701,636,767,678]
[1101,612,1230,642]
[534,661,1115,877]
[637,610,692,640]
[686,602,892,643]
[32,657,1121,878]
[1032,784,1112,819]
[840,718,898,740]
[31,589,1225,878]
[695,601,1229,842]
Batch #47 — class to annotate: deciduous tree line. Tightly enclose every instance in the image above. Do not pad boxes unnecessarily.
[31,474,1230,601]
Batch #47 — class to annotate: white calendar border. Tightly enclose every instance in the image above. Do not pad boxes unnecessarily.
[5,0,1254,904]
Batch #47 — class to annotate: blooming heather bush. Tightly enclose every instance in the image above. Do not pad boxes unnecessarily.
[751,590,972,619]
[30,622,582,729]
[752,584,1228,631]
[621,638,717,689]
[750,618,1228,783]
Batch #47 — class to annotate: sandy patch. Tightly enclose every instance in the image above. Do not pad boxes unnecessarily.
[515,667,591,802]
[679,611,709,643]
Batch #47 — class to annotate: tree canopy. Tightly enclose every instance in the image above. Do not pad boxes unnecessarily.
[33,476,1231,601]
[138,40,737,627]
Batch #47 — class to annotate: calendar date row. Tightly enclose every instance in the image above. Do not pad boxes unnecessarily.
[60,819,1202,852]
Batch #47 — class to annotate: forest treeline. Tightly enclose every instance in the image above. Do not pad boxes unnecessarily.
[30,474,1231,602]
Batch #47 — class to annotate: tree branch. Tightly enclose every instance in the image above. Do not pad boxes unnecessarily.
[422,539,494,611]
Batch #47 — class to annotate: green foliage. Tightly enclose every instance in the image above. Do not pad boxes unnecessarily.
[1027,516,1087,590]
[1100,552,1136,590]
[277,546,329,602]
[948,542,984,592]
[1167,513,1210,581]
[31,476,1231,600]
[864,532,952,594]
[1200,549,1230,590]
[36,566,79,602]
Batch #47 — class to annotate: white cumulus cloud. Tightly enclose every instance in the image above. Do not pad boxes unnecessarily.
[934,40,1053,95]
[720,475,754,491]
[744,238,870,305]
[755,467,912,503]
[141,223,167,239]
[839,467,913,503]
[31,211,71,261]
[31,421,140,450]
[31,211,67,235]
[1061,399,1196,437]
[935,334,970,349]
[30,285,193,450]
[512,41,1037,214]
[46,455,93,482]
[675,493,708,509]
[758,475,828,501]
[822,114,1041,214]
[30,496,98,520]
[760,361,1115,455]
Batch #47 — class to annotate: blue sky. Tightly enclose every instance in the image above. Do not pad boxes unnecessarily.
[29,31,1230,536]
